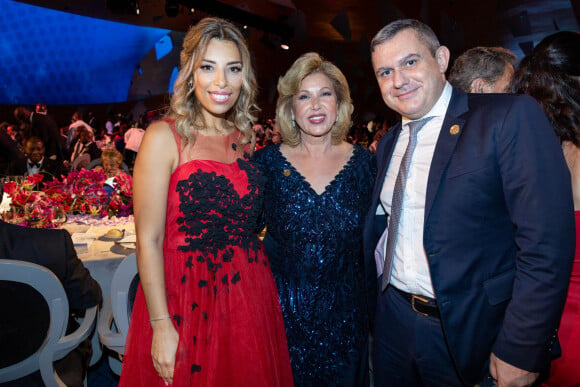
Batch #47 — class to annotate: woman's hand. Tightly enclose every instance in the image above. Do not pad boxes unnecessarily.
[151,319,179,385]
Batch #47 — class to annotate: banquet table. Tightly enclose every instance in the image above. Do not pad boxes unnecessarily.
[62,214,136,366]
[63,214,136,300]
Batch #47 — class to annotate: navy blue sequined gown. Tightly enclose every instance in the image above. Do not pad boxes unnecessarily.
[254,144,376,386]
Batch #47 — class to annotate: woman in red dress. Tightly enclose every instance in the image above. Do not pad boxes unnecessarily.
[513,30,580,386]
[119,17,293,386]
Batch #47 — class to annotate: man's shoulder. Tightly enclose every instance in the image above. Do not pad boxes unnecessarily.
[464,92,538,110]
[1,220,67,240]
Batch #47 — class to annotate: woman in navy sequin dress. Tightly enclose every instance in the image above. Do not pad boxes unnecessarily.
[254,53,376,386]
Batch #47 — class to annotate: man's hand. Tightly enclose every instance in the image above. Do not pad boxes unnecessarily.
[490,353,539,387]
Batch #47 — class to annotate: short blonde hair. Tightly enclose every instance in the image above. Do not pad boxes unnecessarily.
[167,17,258,147]
[101,148,123,167]
[276,52,353,146]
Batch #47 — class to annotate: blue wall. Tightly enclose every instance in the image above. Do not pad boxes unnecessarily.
[0,0,170,105]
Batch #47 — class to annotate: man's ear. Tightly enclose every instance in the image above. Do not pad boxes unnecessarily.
[470,78,487,94]
[435,45,450,74]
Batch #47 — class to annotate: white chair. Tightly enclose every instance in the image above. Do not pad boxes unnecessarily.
[97,253,138,375]
[0,259,98,387]
[70,153,91,171]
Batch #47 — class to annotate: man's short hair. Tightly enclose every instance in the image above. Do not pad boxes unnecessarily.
[371,19,440,56]
[448,46,517,92]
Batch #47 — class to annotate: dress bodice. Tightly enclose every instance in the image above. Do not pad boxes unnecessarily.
[256,144,376,282]
[163,125,264,254]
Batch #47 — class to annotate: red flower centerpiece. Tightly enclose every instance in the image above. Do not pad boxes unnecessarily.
[2,169,133,228]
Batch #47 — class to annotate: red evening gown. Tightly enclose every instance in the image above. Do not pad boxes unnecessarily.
[119,122,293,386]
[544,211,580,386]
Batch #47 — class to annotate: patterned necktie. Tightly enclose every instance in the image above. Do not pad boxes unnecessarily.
[382,116,433,291]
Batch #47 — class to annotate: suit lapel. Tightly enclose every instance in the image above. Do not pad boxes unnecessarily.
[424,89,469,222]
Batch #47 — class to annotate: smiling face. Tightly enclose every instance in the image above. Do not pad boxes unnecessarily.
[194,38,243,123]
[372,28,449,120]
[25,139,45,163]
[291,72,338,141]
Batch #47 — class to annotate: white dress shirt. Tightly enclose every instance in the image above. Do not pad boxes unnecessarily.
[375,82,453,298]
[27,158,43,176]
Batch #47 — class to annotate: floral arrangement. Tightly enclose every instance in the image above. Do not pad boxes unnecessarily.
[2,169,133,228]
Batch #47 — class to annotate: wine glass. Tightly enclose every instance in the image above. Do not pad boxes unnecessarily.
[51,206,67,228]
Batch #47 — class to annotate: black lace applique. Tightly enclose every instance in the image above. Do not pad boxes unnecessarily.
[176,159,264,258]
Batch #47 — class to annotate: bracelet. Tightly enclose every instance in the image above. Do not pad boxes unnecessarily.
[149,315,171,323]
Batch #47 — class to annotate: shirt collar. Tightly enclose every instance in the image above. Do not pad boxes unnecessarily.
[27,157,44,165]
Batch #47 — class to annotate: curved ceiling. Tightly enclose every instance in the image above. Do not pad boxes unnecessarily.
[8,0,580,118]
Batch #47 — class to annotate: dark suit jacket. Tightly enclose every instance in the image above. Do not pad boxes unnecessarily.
[7,157,67,180]
[0,220,102,373]
[0,131,23,175]
[30,112,64,161]
[363,88,575,384]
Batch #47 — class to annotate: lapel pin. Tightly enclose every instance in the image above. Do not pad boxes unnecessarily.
[283,169,291,176]
[449,124,460,135]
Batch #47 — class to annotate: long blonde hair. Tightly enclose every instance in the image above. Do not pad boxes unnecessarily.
[167,17,259,147]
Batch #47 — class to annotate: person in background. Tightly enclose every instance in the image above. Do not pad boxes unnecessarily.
[104,112,115,136]
[5,123,22,145]
[87,111,100,135]
[14,105,63,161]
[365,19,574,386]
[123,124,145,171]
[448,46,517,93]
[92,148,129,198]
[0,183,102,387]
[512,30,580,387]
[119,17,293,387]
[69,127,101,166]
[254,52,376,386]
[67,111,94,148]
[7,136,66,179]
[0,123,23,175]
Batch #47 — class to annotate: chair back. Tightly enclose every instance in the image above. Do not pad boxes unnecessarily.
[71,153,91,171]
[97,253,138,375]
[0,259,97,387]
[111,253,138,338]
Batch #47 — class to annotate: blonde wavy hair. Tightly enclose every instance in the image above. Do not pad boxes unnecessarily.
[276,52,354,146]
[101,148,123,166]
[167,17,259,147]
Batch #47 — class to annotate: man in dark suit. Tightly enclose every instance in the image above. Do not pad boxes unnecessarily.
[0,183,102,386]
[363,19,575,386]
[14,105,64,162]
[7,136,66,180]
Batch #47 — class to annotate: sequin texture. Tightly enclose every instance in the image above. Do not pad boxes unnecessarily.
[254,144,377,385]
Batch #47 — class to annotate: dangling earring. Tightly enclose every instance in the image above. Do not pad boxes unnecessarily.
[291,112,295,126]
[187,81,193,92]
